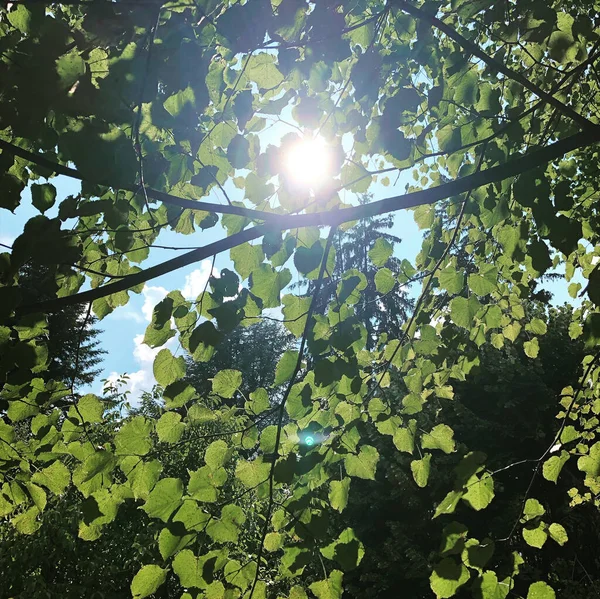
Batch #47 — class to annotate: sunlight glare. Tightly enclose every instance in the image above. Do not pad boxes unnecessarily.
[284,136,331,188]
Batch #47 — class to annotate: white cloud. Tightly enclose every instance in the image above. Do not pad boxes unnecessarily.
[97,265,214,405]
[108,309,145,324]
[133,333,163,364]
[102,333,178,405]
[141,285,169,321]
[182,261,215,300]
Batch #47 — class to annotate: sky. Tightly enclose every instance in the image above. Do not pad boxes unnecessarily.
[1,121,424,403]
[1,119,575,404]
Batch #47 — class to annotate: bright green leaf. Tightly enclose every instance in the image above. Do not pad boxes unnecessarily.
[131,565,167,599]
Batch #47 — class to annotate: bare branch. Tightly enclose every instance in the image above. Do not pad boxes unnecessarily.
[18,129,600,314]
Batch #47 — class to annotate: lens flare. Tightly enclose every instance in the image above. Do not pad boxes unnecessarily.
[284,136,331,188]
[304,435,315,447]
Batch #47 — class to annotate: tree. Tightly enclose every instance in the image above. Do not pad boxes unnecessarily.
[304,193,414,348]
[342,304,600,598]
[17,262,105,388]
[184,319,293,400]
[2,1,600,598]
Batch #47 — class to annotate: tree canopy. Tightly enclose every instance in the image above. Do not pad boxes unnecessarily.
[2,0,600,598]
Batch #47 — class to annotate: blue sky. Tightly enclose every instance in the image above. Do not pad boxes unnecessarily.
[1,125,424,402]
[2,120,575,402]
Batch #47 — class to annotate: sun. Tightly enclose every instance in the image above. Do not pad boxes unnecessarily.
[283,136,331,189]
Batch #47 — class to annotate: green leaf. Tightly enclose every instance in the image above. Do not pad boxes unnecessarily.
[120,458,162,501]
[472,571,511,599]
[246,388,270,416]
[413,205,434,229]
[526,318,548,335]
[31,183,57,214]
[188,466,220,502]
[31,461,70,495]
[246,53,284,88]
[153,349,186,387]
[264,531,283,552]
[144,297,176,349]
[189,322,222,363]
[212,369,242,398]
[77,394,104,424]
[524,337,540,358]
[568,321,583,339]
[341,162,372,193]
[158,527,193,560]
[503,322,521,342]
[227,135,250,169]
[374,268,396,294]
[56,50,85,89]
[393,424,415,454]
[329,478,350,513]
[369,238,393,267]
[527,582,556,599]
[308,61,331,92]
[115,416,153,456]
[439,521,468,556]
[205,440,230,470]
[468,265,498,296]
[523,522,548,548]
[454,69,478,105]
[578,441,600,477]
[7,4,35,33]
[163,382,197,410]
[251,264,291,308]
[206,504,245,543]
[434,490,462,518]
[438,267,464,294]
[13,506,41,535]
[450,296,481,329]
[282,294,311,337]
[142,478,184,522]
[548,522,568,546]
[344,445,379,480]
[73,450,116,497]
[173,501,210,533]
[164,86,195,117]
[542,451,569,483]
[309,570,344,599]
[274,350,298,385]
[25,482,47,511]
[523,498,545,520]
[421,424,455,454]
[430,557,470,598]
[235,459,270,488]
[173,549,227,589]
[294,242,323,276]
[130,565,167,599]
[462,473,494,511]
[156,412,185,444]
[230,243,263,281]
[320,528,365,570]
[172,549,205,589]
[411,454,431,488]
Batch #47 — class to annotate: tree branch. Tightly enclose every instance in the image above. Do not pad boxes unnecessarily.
[0,138,276,222]
[18,129,600,315]
[393,0,598,131]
